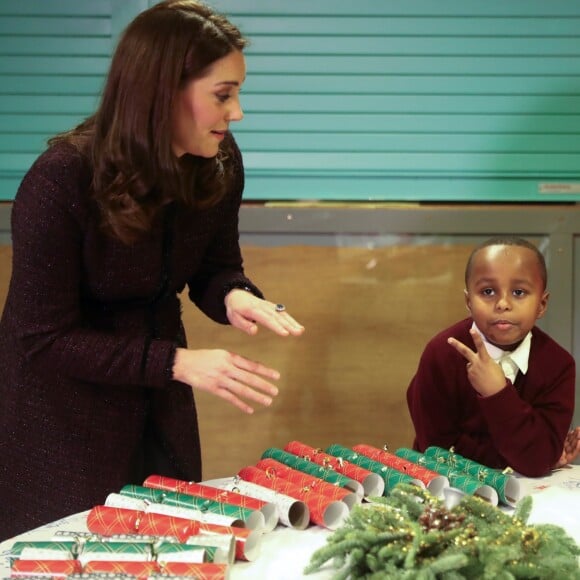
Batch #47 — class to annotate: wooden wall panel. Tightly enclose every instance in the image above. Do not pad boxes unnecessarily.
[0,242,472,480]
[184,243,471,479]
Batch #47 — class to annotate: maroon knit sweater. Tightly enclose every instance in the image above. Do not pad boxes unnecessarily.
[406,318,575,477]
[0,136,260,540]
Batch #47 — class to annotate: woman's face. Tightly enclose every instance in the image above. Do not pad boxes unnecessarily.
[171,49,245,158]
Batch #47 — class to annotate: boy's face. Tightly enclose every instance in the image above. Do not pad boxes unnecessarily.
[464,244,549,350]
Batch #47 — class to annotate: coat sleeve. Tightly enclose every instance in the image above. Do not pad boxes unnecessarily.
[9,156,175,389]
[478,345,575,477]
[187,135,263,323]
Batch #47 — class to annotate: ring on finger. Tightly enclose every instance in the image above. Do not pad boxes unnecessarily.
[275,303,286,312]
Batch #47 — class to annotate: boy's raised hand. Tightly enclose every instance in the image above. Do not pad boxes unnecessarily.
[447,328,508,397]
[554,426,580,469]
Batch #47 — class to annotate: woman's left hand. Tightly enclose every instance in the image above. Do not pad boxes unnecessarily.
[225,289,305,337]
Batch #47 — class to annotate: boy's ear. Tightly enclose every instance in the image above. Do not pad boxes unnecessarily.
[463,288,471,312]
[537,290,550,319]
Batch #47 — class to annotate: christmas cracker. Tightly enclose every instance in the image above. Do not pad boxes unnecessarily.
[325,444,424,494]
[352,443,449,497]
[395,448,499,505]
[82,560,228,579]
[261,447,364,503]
[119,485,264,530]
[238,465,349,530]
[143,475,279,532]
[10,559,82,578]
[87,506,186,540]
[66,575,138,580]
[9,541,78,566]
[86,506,259,561]
[203,476,310,530]
[83,560,158,577]
[78,541,151,565]
[105,492,247,530]
[10,559,228,580]
[67,575,138,580]
[154,542,215,564]
[47,531,234,565]
[159,561,229,579]
[197,520,260,562]
[423,446,522,506]
[284,441,382,497]
[255,457,358,509]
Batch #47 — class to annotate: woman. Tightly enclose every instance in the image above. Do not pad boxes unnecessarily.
[0,0,304,540]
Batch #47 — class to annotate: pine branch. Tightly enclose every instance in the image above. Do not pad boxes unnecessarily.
[304,482,580,579]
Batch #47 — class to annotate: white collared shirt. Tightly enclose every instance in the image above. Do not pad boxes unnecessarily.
[471,322,531,383]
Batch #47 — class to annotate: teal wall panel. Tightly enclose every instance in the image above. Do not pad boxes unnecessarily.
[212,0,580,201]
[1,0,580,202]
[0,0,144,200]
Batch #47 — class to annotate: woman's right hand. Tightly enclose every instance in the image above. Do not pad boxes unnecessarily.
[172,347,280,414]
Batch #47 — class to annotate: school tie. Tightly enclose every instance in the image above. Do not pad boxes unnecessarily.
[499,354,518,384]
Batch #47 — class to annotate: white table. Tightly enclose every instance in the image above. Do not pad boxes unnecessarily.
[2,466,579,579]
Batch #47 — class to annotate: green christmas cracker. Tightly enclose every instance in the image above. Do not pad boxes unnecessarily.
[325,444,417,494]
[119,484,254,522]
[261,447,358,489]
[424,446,521,505]
[395,447,499,502]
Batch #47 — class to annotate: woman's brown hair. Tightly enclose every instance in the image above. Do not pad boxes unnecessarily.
[50,0,248,243]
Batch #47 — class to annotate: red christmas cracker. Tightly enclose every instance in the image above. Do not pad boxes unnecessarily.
[84,560,158,577]
[84,560,228,579]
[87,505,142,535]
[87,506,256,561]
[87,506,198,542]
[144,475,265,512]
[284,441,378,490]
[238,465,347,530]
[352,444,446,489]
[11,558,228,580]
[197,521,257,562]
[255,458,354,507]
[143,475,276,530]
[11,559,81,578]
[162,561,229,579]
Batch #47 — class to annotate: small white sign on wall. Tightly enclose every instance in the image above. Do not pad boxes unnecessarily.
[539,183,580,194]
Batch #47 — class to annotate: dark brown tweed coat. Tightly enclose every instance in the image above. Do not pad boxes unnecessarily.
[0,136,260,540]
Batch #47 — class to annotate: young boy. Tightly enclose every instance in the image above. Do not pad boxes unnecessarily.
[406,236,579,477]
